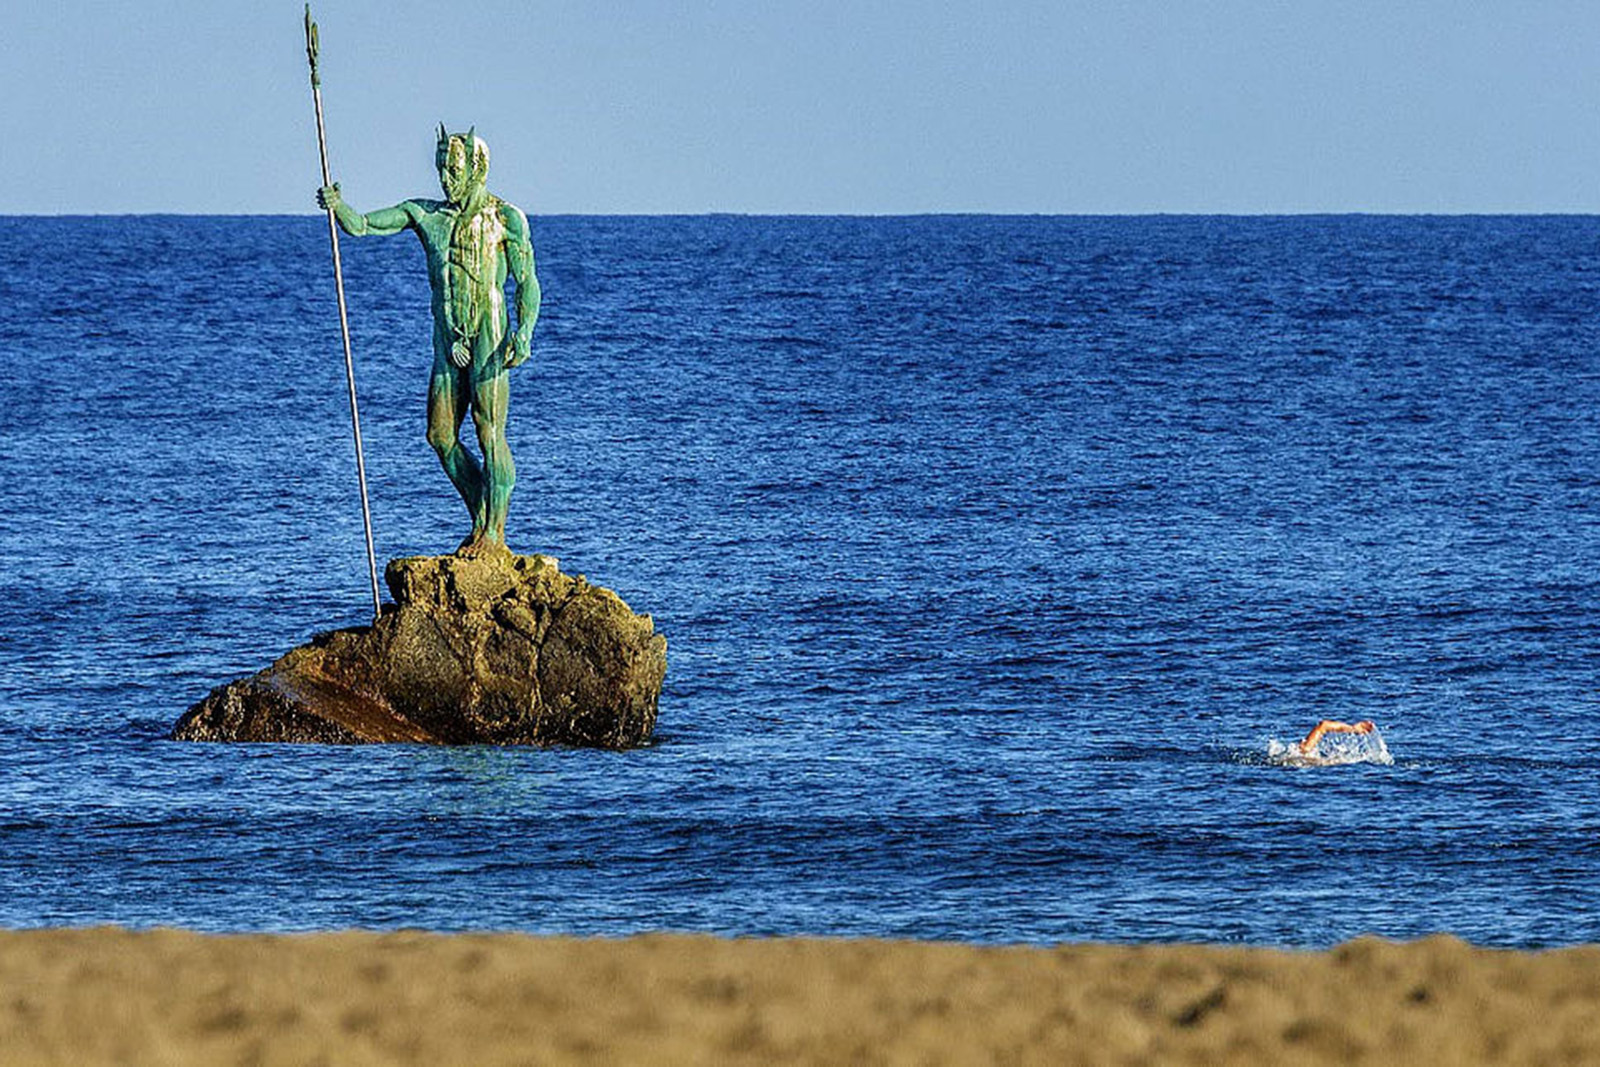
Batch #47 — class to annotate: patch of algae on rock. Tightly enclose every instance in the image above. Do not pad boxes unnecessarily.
[172,550,666,748]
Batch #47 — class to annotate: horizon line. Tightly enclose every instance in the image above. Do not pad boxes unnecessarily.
[4,209,1600,220]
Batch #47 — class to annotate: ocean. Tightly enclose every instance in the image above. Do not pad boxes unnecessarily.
[0,214,1596,947]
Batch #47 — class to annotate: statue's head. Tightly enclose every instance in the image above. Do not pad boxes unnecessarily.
[436,124,489,206]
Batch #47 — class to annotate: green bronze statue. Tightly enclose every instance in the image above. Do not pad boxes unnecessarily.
[317,126,540,554]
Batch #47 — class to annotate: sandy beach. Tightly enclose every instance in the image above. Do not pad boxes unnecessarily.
[1,929,1596,1065]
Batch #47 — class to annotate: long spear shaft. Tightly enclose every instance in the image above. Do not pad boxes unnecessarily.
[304,6,382,621]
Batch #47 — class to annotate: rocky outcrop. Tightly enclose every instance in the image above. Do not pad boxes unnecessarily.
[172,551,666,748]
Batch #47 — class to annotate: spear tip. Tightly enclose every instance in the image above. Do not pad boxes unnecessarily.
[304,5,320,82]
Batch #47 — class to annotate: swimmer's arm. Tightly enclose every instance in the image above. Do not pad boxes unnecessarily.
[1296,719,1375,754]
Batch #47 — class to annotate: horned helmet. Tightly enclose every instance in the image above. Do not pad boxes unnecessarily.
[436,123,490,206]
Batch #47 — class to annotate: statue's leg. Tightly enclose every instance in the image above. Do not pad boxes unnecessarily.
[427,355,487,537]
[470,354,515,546]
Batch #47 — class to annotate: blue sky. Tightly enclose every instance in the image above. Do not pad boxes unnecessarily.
[4,1,1599,214]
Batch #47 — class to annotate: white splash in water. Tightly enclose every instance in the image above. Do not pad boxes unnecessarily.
[1267,727,1393,767]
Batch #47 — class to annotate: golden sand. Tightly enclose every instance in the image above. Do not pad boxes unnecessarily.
[1,928,1596,1064]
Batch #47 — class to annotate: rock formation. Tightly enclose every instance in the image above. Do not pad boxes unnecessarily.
[172,551,666,748]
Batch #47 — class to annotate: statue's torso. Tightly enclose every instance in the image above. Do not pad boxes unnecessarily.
[413,196,510,347]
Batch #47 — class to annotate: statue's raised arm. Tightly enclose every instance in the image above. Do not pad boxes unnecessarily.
[316,183,419,237]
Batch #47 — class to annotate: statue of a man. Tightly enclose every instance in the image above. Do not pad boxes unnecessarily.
[318,125,540,554]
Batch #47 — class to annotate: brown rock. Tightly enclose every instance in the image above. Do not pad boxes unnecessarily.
[172,550,666,747]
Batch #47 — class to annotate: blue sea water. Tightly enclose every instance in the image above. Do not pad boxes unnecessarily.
[1,214,1597,948]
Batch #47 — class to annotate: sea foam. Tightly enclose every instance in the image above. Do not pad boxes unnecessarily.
[1267,728,1393,767]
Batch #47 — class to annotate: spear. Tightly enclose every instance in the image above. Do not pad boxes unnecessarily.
[304,5,382,621]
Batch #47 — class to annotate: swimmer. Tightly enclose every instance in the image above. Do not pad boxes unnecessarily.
[1294,719,1375,759]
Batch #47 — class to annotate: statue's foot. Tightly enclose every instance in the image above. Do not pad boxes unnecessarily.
[456,532,510,559]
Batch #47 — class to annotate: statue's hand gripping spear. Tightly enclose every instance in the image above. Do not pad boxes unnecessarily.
[305,5,382,621]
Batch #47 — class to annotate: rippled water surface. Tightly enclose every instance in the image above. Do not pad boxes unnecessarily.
[1,214,1597,946]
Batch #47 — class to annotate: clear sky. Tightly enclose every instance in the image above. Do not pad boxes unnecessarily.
[5,1,1599,214]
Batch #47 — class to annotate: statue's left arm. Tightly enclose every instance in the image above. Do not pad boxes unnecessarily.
[502,203,540,368]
